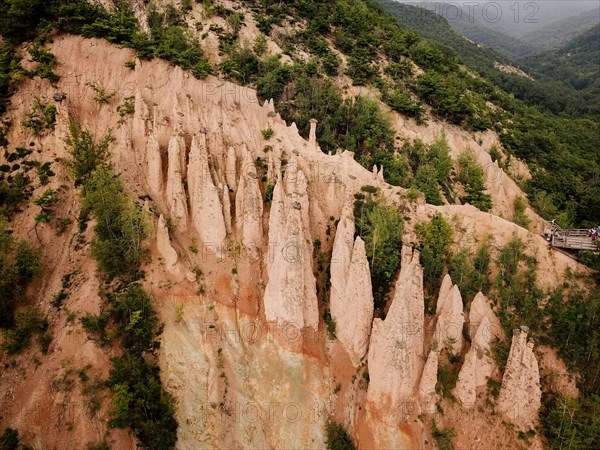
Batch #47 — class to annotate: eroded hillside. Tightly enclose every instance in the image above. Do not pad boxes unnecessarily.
[0,32,595,450]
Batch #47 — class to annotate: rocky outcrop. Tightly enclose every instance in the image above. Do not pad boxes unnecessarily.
[221,184,232,234]
[235,146,263,251]
[308,119,319,153]
[187,134,227,248]
[418,350,439,414]
[330,236,374,365]
[454,316,496,408]
[146,132,162,198]
[156,214,181,277]
[165,135,188,231]
[329,202,373,365]
[263,164,318,330]
[225,146,237,191]
[434,275,464,356]
[468,292,503,341]
[497,326,541,428]
[132,89,149,151]
[329,201,355,308]
[367,246,424,409]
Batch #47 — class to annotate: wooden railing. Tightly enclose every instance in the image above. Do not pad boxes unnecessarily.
[541,221,597,251]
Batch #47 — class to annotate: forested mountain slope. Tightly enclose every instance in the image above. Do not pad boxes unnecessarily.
[521,7,600,52]
[519,24,600,93]
[378,0,600,227]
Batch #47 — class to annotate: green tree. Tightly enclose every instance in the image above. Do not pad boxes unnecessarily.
[64,121,113,187]
[325,421,356,450]
[354,188,403,310]
[82,167,147,278]
[415,213,452,309]
[457,149,492,212]
[0,219,41,327]
[0,427,19,450]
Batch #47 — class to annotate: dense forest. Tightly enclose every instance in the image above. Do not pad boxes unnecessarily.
[378,0,600,227]
[521,7,600,52]
[519,24,600,93]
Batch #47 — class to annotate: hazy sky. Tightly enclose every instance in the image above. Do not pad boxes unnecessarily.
[396,1,600,36]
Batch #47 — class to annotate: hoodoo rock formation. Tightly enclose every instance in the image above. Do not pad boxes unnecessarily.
[497,326,542,428]
[454,292,503,407]
[156,214,180,277]
[454,315,496,407]
[434,275,465,355]
[418,350,440,414]
[331,236,374,365]
[330,202,374,365]
[263,165,319,330]
[165,135,189,231]
[187,134,227,249]
[468,292,503,341]
[367,245,424,408]
[146,132,162,198]
[235,146,264,251]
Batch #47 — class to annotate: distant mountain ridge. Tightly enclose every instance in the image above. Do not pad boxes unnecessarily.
[378,0,600,117]
[520,7,600,52]
[519,23,600,92]
[397,1,599,57]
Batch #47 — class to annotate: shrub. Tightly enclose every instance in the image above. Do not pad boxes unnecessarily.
[37,332,52,354]
[354,188,403,311]
[80,312,110,343]
[324,313,336,340]
[33,188,58,210]
[0,220,41,327]
[265,183,274,202]
[21,97,56,135]
[403,136,452,205]
[384,61,413,81]
[457,149,492,212]
[489,145,502,164]
[82,167,147,278]
[339,96,394,158]
[117,95,135,117]
[541,392,600,449]
[64,120,113,186]
[493,236,544,334]
[107,353,178,449]
[0,427,19,450]
[24,44,60,83]
[407,186,421,202]
[1,307,47,354]
[254,34,267,56]
[109,284,158,352]
[415,164,443,205]
[369,150,411,187]
[386,89,421,117]
[261,128,274,140]
[513,196,530,229]
[417,71,472,125]
[180,0,193,14]
[436,363,458,399]
[448,241,490,303]
[325,421,356,450]
[86,81,115,104]
[415,213,452,310]
[0,173,34,217]
[431,420,457,450]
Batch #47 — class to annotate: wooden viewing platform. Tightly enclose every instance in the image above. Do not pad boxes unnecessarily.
[542,221,598,251]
